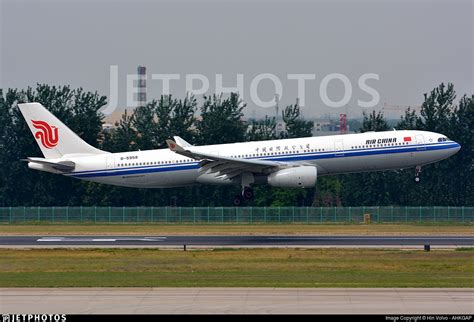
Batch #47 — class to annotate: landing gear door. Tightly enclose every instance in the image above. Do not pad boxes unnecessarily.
[106,156,115,169]
[334,139,344,157]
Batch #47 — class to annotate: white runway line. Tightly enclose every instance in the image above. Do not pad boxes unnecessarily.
[37,237,167,242]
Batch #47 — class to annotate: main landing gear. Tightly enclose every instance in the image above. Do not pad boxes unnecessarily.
[414,165,422,183]
[242,186,254,200]
[233,186,254,206]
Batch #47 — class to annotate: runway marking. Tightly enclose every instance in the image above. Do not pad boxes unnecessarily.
[37,237,167,242]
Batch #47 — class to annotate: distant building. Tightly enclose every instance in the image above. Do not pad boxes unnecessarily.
[136,65,147,107]
[275,120,285,136]
[101,122,115,132]
[312,118,352,136]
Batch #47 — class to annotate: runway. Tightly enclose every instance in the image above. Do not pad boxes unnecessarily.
[1,288,472,314]
[0,235,472,248]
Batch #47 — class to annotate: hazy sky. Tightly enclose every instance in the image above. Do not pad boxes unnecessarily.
[1,0,472,119]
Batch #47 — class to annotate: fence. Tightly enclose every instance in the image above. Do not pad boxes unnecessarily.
[0,206,472,223]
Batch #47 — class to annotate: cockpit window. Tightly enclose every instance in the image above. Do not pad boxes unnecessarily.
[438,137,448,142]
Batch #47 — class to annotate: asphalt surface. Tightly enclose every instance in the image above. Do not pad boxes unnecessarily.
[1,288,472,314]
[0,235,472,247]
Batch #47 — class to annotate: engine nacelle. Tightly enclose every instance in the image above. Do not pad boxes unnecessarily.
[267,166,317,188]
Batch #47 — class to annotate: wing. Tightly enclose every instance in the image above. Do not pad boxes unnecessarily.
[166,138,289,179]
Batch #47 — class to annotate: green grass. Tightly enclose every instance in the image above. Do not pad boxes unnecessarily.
[1,223,473,235]
[0,248,472,287]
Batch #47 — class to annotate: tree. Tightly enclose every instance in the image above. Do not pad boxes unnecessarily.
[133,104,157,150]
[196,93,246,145]
[0,84,106,206]
[247,105,315,206]
[397,107,417,130]
[168,95,197,143]
[451,95,474,205]
[1,82,471,207]
[186,93,247,205]
[360,110,390,132]
[246,116,277,141]
[339,110,395,206]
[102,110,137,153]
[280,104,314,138]
[393,83,472,206]
[417,82,456,134]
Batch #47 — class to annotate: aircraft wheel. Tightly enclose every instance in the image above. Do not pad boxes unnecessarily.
[233,195,244,206]
[414,176,421,183]
[242,187,254,200]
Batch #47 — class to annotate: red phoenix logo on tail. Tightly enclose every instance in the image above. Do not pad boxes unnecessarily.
[31,120,59,149]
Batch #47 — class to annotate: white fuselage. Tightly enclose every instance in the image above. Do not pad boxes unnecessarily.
[42,130,459,188]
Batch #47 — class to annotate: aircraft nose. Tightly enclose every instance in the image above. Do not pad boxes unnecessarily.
[452,141,461,153]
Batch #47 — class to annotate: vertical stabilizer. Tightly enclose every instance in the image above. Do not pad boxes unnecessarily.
[18,102,106,159]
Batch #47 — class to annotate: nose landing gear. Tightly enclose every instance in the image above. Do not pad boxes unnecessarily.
[414,165,422,183]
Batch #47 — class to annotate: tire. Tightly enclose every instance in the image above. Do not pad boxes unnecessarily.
[242,187,254,200]
[233,195,243,206]
[414,176,421,183]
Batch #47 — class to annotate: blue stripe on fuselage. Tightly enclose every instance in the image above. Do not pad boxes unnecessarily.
[71,164,199,178]
[70,141,451,175]
[68,142,459,178]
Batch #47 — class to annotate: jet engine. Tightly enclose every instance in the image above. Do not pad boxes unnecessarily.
[267,166,317,188]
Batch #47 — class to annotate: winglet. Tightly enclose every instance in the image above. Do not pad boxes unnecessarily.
[166,139,177,151]
[173,136,193,147]
[166,139,187,153]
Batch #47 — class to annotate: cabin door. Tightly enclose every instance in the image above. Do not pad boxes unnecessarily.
[106,156,115,169]
[334,139,345,157]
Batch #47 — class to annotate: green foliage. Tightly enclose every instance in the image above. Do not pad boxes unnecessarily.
[417,82,456,133]
[312,177,343,206]
[340,82,473,206]
[196,93,246,145]
[103,95,197,153]
[397,107,417,130]
[360,110,390,132]
[400,84,473,206]
[0,84,106,206]
[281,104,314,138]
[102,110,137,152]
[339,110,393,206]
[247,116,277,141]
[0,82,471,207]
[151,95,197,148]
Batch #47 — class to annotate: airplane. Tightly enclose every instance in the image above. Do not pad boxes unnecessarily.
[18,102,461,206]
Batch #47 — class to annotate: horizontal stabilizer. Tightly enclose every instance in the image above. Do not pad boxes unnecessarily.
[21,157,76,172]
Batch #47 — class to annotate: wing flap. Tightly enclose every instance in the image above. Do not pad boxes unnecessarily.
[166,139,289,178]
